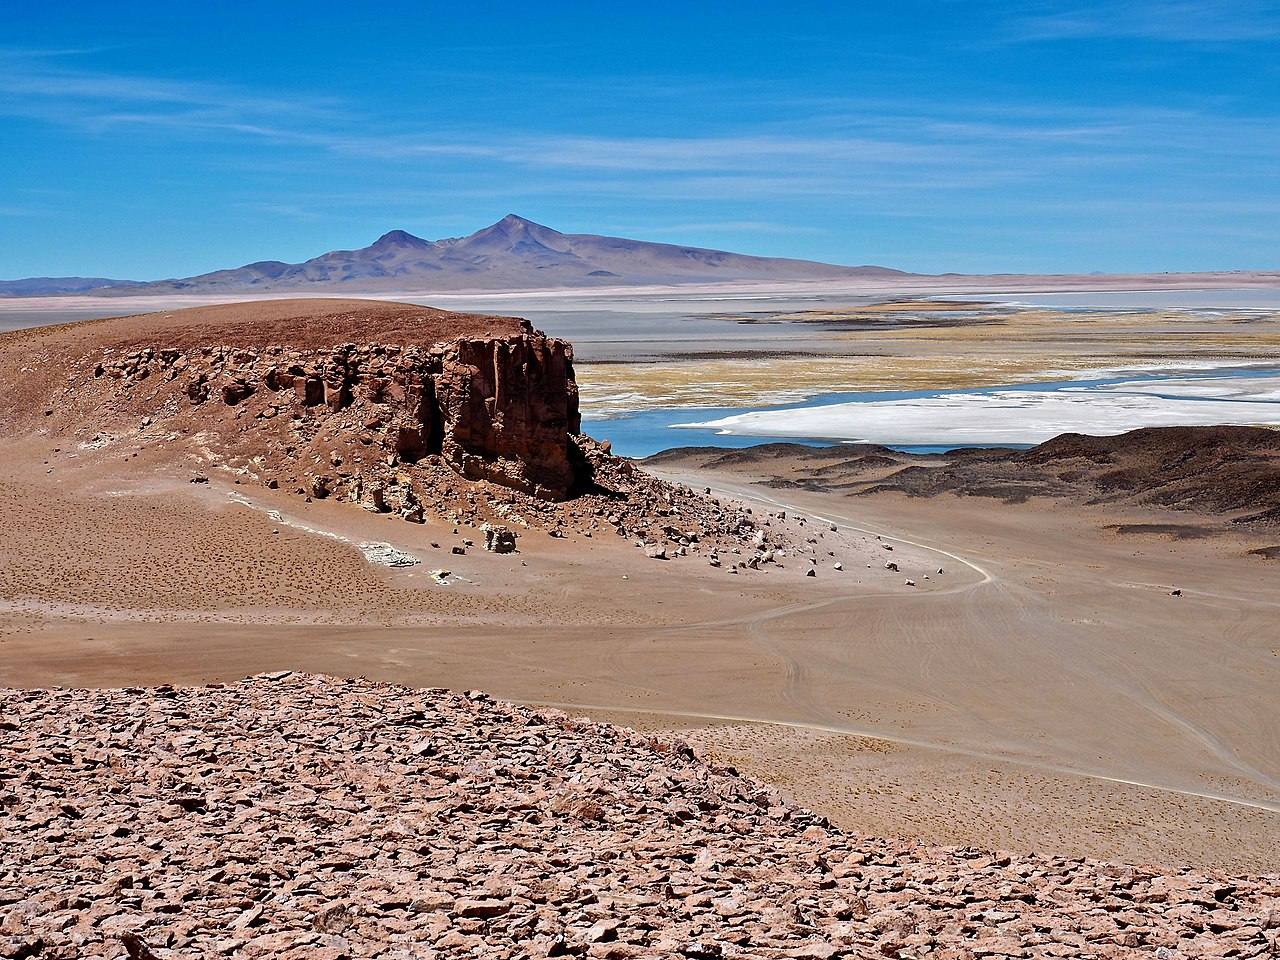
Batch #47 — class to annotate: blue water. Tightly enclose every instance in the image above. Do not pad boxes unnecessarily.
[582,364,1280,459]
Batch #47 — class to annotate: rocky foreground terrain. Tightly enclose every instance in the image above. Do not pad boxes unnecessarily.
[2,675,1275,959]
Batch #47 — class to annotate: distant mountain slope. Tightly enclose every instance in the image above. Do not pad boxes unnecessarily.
[0,216,908,296]
[0,277,141,297]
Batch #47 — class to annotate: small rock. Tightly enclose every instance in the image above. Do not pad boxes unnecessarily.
[120,932,160,960]
[453,898,510,919]
[482,523,517,554]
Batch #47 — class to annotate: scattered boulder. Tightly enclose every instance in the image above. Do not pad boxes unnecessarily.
[482,523,517,554]
[221,380,254,405]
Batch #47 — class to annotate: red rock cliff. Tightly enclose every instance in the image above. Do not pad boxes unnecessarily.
[6,300,585,501]
[436,335,581,497]
[140,331,581,500]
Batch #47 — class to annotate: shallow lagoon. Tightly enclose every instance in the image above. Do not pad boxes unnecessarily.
[585,364,1280,458]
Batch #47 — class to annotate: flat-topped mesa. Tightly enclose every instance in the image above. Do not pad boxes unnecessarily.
[4,299,781,556]
[4,299,583,500]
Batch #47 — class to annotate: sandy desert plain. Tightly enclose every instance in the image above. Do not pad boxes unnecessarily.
[1,282,1278,889]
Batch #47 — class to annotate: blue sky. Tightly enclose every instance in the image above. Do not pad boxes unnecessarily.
[2,1,1279,278]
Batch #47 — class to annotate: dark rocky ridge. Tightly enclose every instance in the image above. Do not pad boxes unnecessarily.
[651,426,1280,526]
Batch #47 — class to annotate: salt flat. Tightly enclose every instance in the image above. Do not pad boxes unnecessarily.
[680,371,1280,446]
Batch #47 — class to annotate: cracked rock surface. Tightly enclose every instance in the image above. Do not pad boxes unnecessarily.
[2,674,1276,958]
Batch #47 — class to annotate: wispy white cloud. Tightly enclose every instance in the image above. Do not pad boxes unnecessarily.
[4,45,1279,225]
[330,132,981,172]
[0,205,48,217]
[602,220,825,236]
[230,201,326,222]
[1007,0,1280,42]
[0,46,340,124]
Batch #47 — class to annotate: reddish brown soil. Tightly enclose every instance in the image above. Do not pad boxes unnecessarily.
[0,297,523,357]
[0,297,799,571]
[0,299,524,432]
[3,301,1277,884]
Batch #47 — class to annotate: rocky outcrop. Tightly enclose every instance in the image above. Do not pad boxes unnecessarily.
[47,341,794,563]
[436,334,580,498]
[8,300,800,562]
[2,675,1275,959]
[87,326,581,500]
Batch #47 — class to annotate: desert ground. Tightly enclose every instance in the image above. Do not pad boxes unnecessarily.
[2,423,1277,874]
[13,675,1275,959]
[1,294,1277,899]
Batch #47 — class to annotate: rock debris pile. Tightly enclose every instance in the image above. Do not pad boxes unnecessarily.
[78,347,799,560]
[3,675,1275,959]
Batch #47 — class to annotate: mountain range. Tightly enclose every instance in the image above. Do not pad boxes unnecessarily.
[0,215,907,296]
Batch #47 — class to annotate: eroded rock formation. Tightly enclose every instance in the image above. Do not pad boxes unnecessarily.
[96,327,580,500]
[1,299,799,561]
[435,334,580,497]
